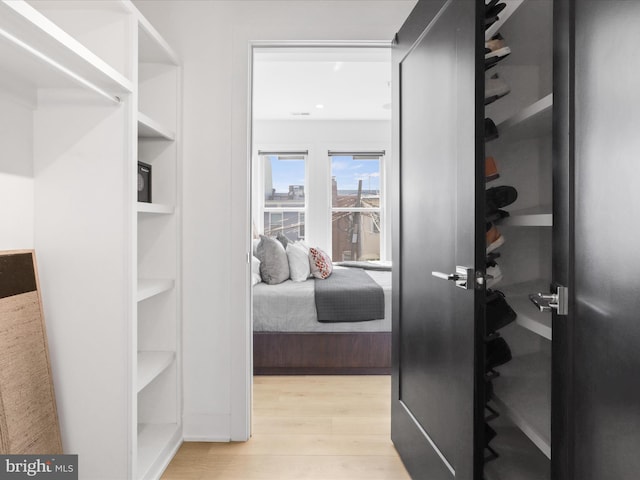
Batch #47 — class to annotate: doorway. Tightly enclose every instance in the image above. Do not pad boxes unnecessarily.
[249,43,394,421]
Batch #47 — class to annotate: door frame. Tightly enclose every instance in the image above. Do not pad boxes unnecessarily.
[244,40,394,435]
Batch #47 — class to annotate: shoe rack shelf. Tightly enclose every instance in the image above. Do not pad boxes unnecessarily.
[485,0,526,41]
[484,425,550,480]
[484,0,554,476]
[498,206,552,227]
[501,280,552,340]
[497,94,553,143]
[491,351,552,459]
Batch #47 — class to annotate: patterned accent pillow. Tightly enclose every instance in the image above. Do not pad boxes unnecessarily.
[309,247,333,279]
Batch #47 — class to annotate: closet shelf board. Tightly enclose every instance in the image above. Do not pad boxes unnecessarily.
[0,0,132,98]
[491,351,551,458]
[137,422,181,480]
[137,279,175,302]
[137,351,174,393]
[498,206,553,227]
[137,202,175,214]
[501,279,552,340]
[138,112,175,140]
[485,0,525,40]
[484,425,550,480]
[120,1,179,65]
[497,94,553,142]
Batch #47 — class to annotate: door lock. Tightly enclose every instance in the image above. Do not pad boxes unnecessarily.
[432,266,473,290]
[528,285,568,315]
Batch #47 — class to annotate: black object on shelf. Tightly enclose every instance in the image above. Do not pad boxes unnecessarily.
[486,336,513,371]
[485,118,499,141]
[138,161,152,203]
[486,289,517,334]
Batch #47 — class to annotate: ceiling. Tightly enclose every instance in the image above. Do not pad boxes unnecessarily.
[253,47,392,121]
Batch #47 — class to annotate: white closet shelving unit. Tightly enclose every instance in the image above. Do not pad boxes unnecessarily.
[485,0,553,478]
[0,1,181,478]
[133,6,182,480]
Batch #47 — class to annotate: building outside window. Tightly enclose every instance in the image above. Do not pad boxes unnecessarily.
[261,153,306,242]
[330,152,383,261]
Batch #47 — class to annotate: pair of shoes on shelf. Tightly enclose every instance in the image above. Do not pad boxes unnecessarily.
[486,222,504,254]
[487,185,518,214]
[486,335,512,371]
[486,33,511,69]
[485,71,510,105]
[485,185,517,255]
[485,0,506,30]
[486,288,517,334]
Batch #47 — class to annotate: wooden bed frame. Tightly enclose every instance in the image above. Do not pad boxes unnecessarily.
[253,331,392,375]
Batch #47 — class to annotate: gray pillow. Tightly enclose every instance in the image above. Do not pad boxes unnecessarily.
[276,232,289,249]
[256,235,290,285]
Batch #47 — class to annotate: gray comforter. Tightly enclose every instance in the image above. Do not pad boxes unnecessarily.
[314,268,384,322]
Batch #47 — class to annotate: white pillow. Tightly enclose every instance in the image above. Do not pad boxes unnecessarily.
[251,255,262,286]
[286,242,311,282]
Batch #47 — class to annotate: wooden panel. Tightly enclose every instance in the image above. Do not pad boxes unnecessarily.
[0,250,62,454]
[253,332,391,375]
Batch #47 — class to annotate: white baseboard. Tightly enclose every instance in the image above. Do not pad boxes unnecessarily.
[183,413,231,441]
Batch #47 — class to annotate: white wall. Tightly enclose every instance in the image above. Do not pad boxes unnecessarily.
[254,119,392,260]
[133,0,416,441]
[0,93,34,250]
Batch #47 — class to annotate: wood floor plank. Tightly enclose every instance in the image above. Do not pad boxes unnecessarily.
[162,376,409,479]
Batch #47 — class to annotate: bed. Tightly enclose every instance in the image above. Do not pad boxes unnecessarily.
[253,266,392,375]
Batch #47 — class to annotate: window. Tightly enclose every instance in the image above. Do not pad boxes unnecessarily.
[260,152,306,242]
[330,152,383,261]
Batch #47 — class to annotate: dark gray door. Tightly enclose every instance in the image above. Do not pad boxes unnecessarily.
[555,1,640,479]
[391,1,484,479]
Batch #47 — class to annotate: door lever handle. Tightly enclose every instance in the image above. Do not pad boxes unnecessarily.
[432,266,473,290]
[431,271,462,281]
[528,286,569,315]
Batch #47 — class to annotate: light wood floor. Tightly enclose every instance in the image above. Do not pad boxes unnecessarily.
[162,375,410,479]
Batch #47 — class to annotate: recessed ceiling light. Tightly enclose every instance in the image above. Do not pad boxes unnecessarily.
[291,112,310,116]
[315,104,324,109]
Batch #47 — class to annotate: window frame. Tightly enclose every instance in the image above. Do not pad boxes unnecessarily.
[329,151,385,262]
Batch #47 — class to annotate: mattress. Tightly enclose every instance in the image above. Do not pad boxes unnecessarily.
[252,268,392,332]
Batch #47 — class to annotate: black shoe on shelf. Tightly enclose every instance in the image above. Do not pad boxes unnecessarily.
[486,2,506,19]
[485,0,500,11]
[486,289,517,334]
[486,251,501,268]
[486,208,510,224]
[486,185,518,213]
[485,118,499,142]
[485,15,499,30]
[485,423,497,446]
[486,336,512,371]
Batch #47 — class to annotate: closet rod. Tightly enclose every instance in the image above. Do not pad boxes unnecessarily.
[0,27,121,104]
[328,150,386,157]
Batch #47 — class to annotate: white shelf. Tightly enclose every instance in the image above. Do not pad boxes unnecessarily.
[485,425,550,480]
[498,206,552,227]
[138,112,175,140]
[491,352,551,458]
[0,0,132,101]
[121,2,179,65]
[497,94,553,142]
[501,279,552,340]
[137,279,175,302]
[485,0,526,40]
[137,202,174,214]
[137,423,182,480]
[137,351,175,392]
